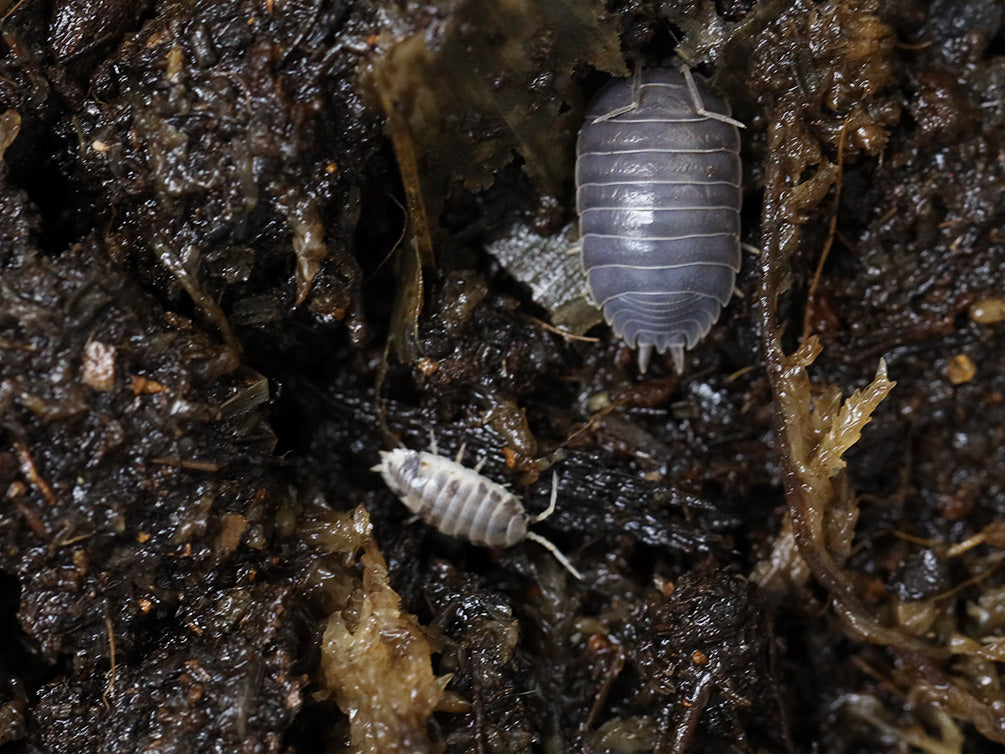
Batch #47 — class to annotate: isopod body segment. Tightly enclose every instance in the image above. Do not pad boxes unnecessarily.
[576,68,742,373]
[372,447,582,579]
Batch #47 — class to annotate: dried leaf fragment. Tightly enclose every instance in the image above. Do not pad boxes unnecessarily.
[318,506,450,753]
[274,185,328,306]
[811,357,895,478]
[0,109,20,160]
[485,222,602,335]
[762,336,894,561]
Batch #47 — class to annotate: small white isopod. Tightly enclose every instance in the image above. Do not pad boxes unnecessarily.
[372,442,583,580]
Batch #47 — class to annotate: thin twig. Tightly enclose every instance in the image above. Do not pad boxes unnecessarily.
[524,315,600,342]
[15,441,57,505]
[102,610,117,710]
[801,116,849,342]
[758,103,1005,743]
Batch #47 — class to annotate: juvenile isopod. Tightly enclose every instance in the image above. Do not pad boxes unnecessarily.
[372,444,583,579]
[576,66,743,373]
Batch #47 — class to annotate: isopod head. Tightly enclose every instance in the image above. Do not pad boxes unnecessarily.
[373,448,422,503]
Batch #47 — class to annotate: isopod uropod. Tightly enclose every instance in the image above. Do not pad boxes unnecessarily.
[372,446,583,580]
[576,66,743,373]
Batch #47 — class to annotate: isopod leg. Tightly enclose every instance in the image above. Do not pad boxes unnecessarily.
[525,531,583,580]
[679,64,745,129]
[592,64,643,123]
[531,473,559,523]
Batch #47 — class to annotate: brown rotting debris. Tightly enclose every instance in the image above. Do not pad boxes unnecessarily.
[1,0,1004,751]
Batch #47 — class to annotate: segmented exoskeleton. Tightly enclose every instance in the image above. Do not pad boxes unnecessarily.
[576,67,743,373]
[373,445,582,579]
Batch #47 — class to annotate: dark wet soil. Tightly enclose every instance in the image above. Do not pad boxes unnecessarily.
[1,1,1003,752]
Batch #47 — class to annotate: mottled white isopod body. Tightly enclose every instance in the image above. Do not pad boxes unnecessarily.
[372,448,582,579]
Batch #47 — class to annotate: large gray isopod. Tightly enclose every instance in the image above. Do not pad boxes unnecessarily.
[576,67,742,373]
[373,446,583,579]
